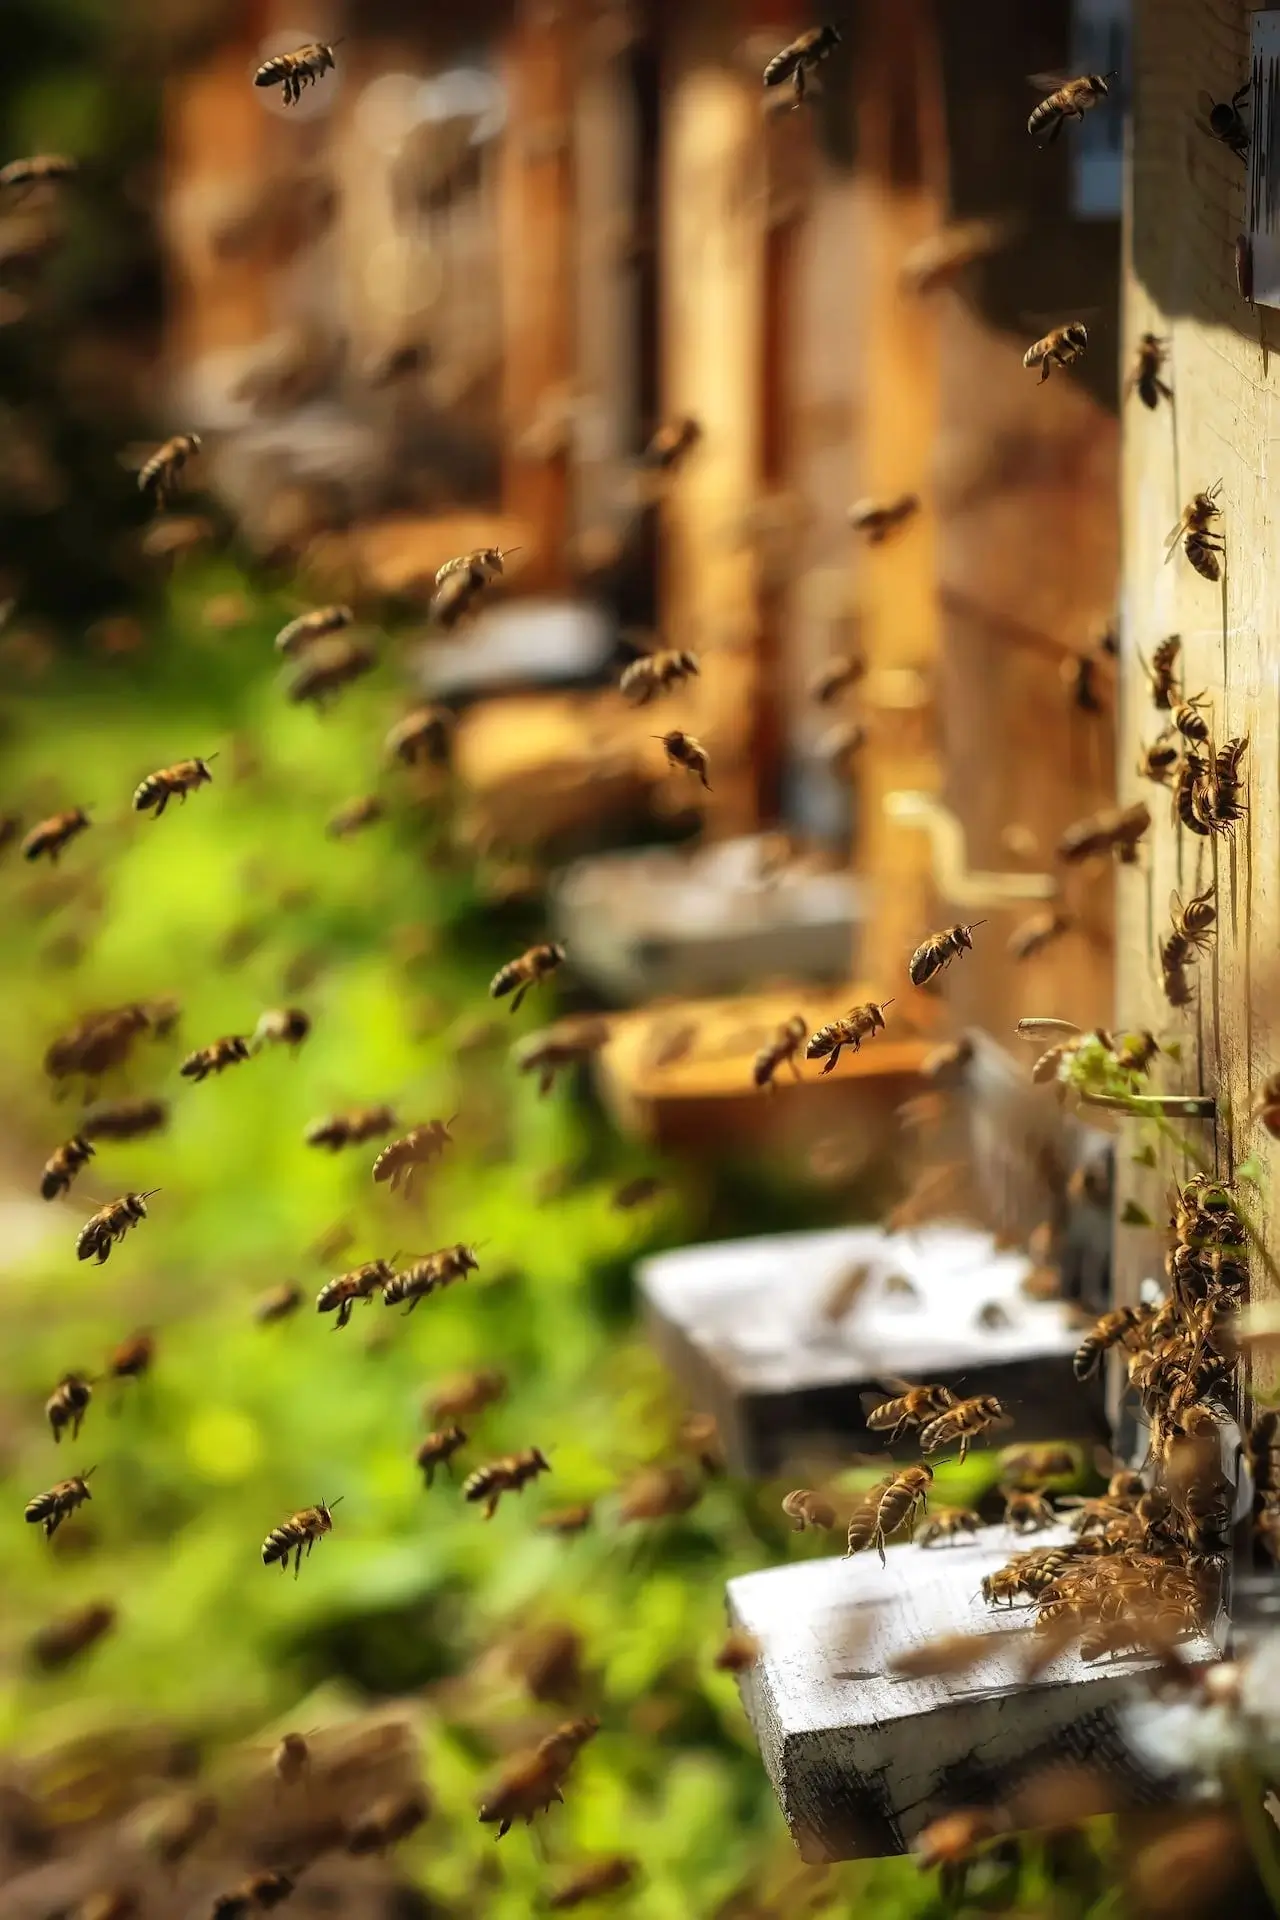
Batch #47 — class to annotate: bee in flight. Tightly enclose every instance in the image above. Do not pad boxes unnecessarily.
[847,493,920,544]
[655,729,712,789]
[286,636,376,707]
[753,1014,808,1090]
[417,1426,467,1486]
[920,1394,1007,1463]
[762,24,841,108]
[864,1381,956,1443]
[82,1097,169,1142]
[1003,1489,1056,1534]
[305,1103,398,1151]
[274,604,353,656]
[1056,799,1150,864]
[383,1243,480,1311]
[28,1599,116,1672]
[76,1190,159,1265]
[478,1717,599,1838]
[45,1373,92,1442]
[108,1329,154,1384]
[1127,333,1173,410]
[254,1280,304,1324]
[1166,483,1224,581]
[252,1006,311,1053]
[316,1258,396,1330]
[808,652,865,706]
[805,999,893,1074]
[371,1119,455,1195]
[40,1134,94,1201]
[642,415,702,471]
[21,806,90,864]
[490,941,566,1013]
[619,647,700,706]
[781,1489,836,1532]
[845,1465,933,1564]
[516,1018,611,1097]
[1027,70,1115,144]
[385,704,454,767]
[254,39,341,107]
[1197,82,1250,161]
[25,1468,95,1538]
[463,1447,551,1519]
[430,546,520,629]
[133,755,216,817]
[0,153,78,195]
[909,920,985,988]
[261,1497,343,1575]
[326,794,384,840]
[210,1869,296,1916]
[137,432,202,507]
[549,1858,637,1910]
[1024,322,1089,384]
[180,1034,250,1081]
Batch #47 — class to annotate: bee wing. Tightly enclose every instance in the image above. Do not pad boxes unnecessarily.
[1015,1017,1082,1044]
[1164,512,1191,553]
[1027,71,1069,90]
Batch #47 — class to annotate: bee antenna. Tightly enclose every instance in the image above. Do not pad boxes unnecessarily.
[499,546,523,557]
[138,1188,162,1200]
[204,751,220,762]
[968,920,988,930]
[326,1495,345,1509]
[880,997,896,1008]
[82,1465,98,1480]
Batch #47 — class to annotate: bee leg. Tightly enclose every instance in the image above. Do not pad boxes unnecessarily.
[820,1046,841,1076]
[792,65,805,110]
[1038,360,1051,384]
[875,1532,887,1568]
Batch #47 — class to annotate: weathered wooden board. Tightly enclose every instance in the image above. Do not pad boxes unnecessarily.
[726,1526,1214,1861]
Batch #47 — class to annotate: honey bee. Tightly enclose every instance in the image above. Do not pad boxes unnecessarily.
[317,1259,396,1329]
[865,1381,956,1443]
[847,493,920,543]
[920,1035,975,1087]
[46,1373,92,1443]
[889,1629,1005,1679]
[252,1006,311,1054]
[384,1243,479,1310]
[1196,82,1250,160]
[1073,1306,1141,1379]
[1171,697,1211,745]
[781,1488,837,1532]
[1142,633,1181,709]
[0,153,78,194]
[1165,483,1224,581]
[539,1503,595,1535]
[21,806,90,864]
[914,1808,1006,1900]
[261,1497,343,1575]
[619,647,701,706]
[180,1034,250,1081]
[808,653,866,705]
[274,604,353,656]
[371,1119,455,1194]
[752,1014,808,1090]
[805,999,893,1074]
[845,1465,933,1564]
[416,1426,467,1486]
[899,217,1017,297]
[713,1629,762,1673]
[40,1133,94,1201]
[1023,322,1089,384]
[516,1019,611,1096]
[326,794,384,838]
[490,941,566,1012]
[1004,1489,1056,1533]
[28,1599,115,1671]
[1127,333,1173,409]
[617,1464,699,1523]
[548,1858,637,1910]
[654,728,711,789]
[818,1261,874,1322]
[762,24,841,106]
[612,1174,666,1211]
[76,1190,158,1265]
[917,1506,981,1547]
[642,416,702,470]
[384,705,454,767]
[1173,747,1214,838]
[1169,885,1217,950]
[1027,71,1115,144]
[210,1871,296,1917]
[108,1329,154,1381]
[430,547,519,629]
[137,433,202,507]
[45,1004,153,1088]
[426,1367,506,1424]
[140,513,217,563]
[463,1448,551,1519]
[1208,734,1248,830]
[1137,734,1180,785]
[1007,908,1070,961]
[305,1104,397,1151]
[1252,1072,1280,1139]
[132,755,215,817]
[478,1717,599,1837]
[272,1730,311,1785]
[919,1394,1006,1463]
[287,636,376,707]
[25,1469,95,1538]
[253,39,340,106]
[254,1281,304,1324]
[909,920,985,987]
[1056,799,1151,863]
[81,1097,169,1141]
[999,1443,1078,1486]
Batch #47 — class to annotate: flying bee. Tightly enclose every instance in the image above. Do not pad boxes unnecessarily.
[305,1104,397,1151]
[847,493,920,543]
[40,1134,94,1201]
[371,1119,455,1194]
[805,999,893,1075]
[137,433,202,508]
[713,1629,762,1673]
[1027,70,1115,144]
[919,1394,1006,1463]
[81,1096,169,1141]
[909,920,985,987]
[383,1244,479,1311]
[516,1018,611,1096]
[252,1006,311,1053]
[384,705,453,767]
[617,1463,700,1523]
[539,1502,594,1536]
[25,1468,95,1539]
[655,728,711,789]
[781,1489,837,1532]
[28,1599,115,1672]
[46,1373,92,1443]
[416,1426,467,1486]
[1073,1306,1143,1380]
[619,648,700,706]
[1023,321,1089,384]
[462,1448,551,1519]
[76,1190,158,1265]
[1142,633,1181,709]
[0,153,78,194]
[21,806,90,864]
[490,941,566,1013]
[210,1871,296,1917]
[1127,333,1173,409]
[253,39,340,106]
[1137,734,1180,785]
[1165,483,1224,581]
[426,1367,506,1423]
[253,1281,304,1324]
[132,755,215,817]
[346,1788,430,1855]
[286,636,376,707]
[753,1014,808,1090]
[762,23,841,107]
[998,1443,1078,1487]
[548,1858,637,1910]
[1056,799,1151,863]
[1197,82,1250,160]
[478,1717,599,1838]
[641,416,702,470]
[899,216,1018,297]
[808,653,866,706]
[847,1465,934,1564]
[1007,908,1071,962]
[108,1329,153,1381]
[326,794,384,840]
[864,1381,957,1443]
[914,1809,1007,1901]
[429,547,519,629]
[316,1259,395,1330]
[261,1496,343,1576]
[274,603,353,656]
[917,1506,981,1547]
[1003,1489,1056,1534]
[180,1034,250,1081]
[1209,734,1248,829]
[1171,697,1210,745]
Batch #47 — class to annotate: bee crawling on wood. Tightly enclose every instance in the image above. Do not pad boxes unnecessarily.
[642,416,702,471]
[210,1870,296,1916]
[753,1013,808,1090]
[316,1259,396,1330]
[762,23,840,107]
[385,705,454,767]
[1027,70,1115,145]
[430,547,519,629]
[146,1792,218,1867]
[137,433,202,507]
[919,1394,1007,1463]
[180,1034,250,1081]
[805,999,893,1075]
[463,1448,551,1519]
[1166,483,1224,582]
[478,1716,599,1839]
[1141,633,1181,709]
[490,941,565,1013]
[1023,321,1089,384]
[548,1858,637,1910]
[1137,733,1180,785]
[371,1119,455,1194]
[1003,1489,1056,1534]
[917,1506,981,1547]
[41,1134,94,1200]
[846,1466,933,1564]
[274,603,353,656]
[1252,1073,1280,1139]
[1208,734,1249,831]
[46,1373,92,1443]
[0,153,78,195]
[781,1489,837,1532]
[261,1496,343,1576]
[25,1469,95,1538]
[619,646,700,706]
[132,755,215,817]
[254,39,341,106]
[286,636,376,707]
[21,806,90,864]
[516,1018,611,1096]
[76,1190,158,1264]
[864,1381,956,1444]
[655,728,712,789]
[1127,333,1173,409]
[1197,82,1251,161]
[1171,695,1211,745]
[252,1006,311,1053]
[847,492,920,544]
[909,920,985,988]
[383,1243,479,1310]
[305,1104,397,1151]
[417,1426,467,1487]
